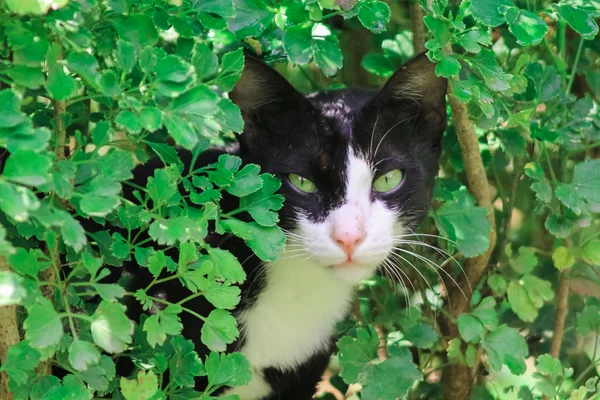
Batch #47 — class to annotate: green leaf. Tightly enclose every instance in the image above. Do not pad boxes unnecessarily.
[66,51,100,86]
[552,246,575,270]
[227,0,273,38]
[4,0,69,15]
[139,107,162,132]
[3,149,51,186]
[155,55,194,97]
[555,4,599,40]
[245,222,286,262]
[170,336,205,387]
[434,191,491,257]
[459,30,492,54]
[212,48,245,92]
[508,274,553,322]
[571,160,600,205]
[208,247,246,284]
[0,271,26,306]
[193,42,219,80]
[149,216,206,246]
[24,298,63,348]
[144,305,183,347]
[458,315,486,343]
[338,328,422,399]
[205,351,252,387]
[68,340,101,372]
[509,247,538,275]
[91,301,133,353]
[99,70,120,96]
[283,25,313,65]
[147,167,178,207]
[470,0,515,27]
[482,325,528,374]
[457,297,498,342]
[226,164,263,197]
[0,341,41,385]
[62,214,87,251]
[115,39,137,73]
[582,239,600,265]
[556,183,587,215]
[217,98,244,133]
[114,15,159,48]
[577,298,600,336]
[337,326,380,382]
[403,323,438,348]
[204,282,241,309]
[502,7,547,46]
[2,65,45,89]
[0,181,40,222]
[93,283,126,302]
[98,149,136,182]
[467,50,513,92]
[120,371,159,400]
[360,349,422,400]
[239,174,284,227]
[201,309,239,352]
[356,1,391,33]
[311,24,344,76]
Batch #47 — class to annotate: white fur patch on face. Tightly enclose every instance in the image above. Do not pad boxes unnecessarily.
[296,148,400,282]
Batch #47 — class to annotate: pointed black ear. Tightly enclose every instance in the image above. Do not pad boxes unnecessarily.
[229,57,315,153]
[230,57,312,119]
[372,52,448,138]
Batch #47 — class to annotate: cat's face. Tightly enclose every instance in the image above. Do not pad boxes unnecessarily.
[231,54,447,283]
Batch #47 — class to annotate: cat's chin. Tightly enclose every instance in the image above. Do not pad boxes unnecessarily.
[327,261,378,283]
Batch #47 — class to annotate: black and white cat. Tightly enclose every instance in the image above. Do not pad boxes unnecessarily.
[123,53,447,399]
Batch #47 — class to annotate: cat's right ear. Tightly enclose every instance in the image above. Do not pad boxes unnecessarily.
[230,57,313,121]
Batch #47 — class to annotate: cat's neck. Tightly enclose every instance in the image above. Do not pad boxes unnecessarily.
[236,248,356,370]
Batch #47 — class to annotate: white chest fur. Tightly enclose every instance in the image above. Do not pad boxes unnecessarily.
[222,251,356,399]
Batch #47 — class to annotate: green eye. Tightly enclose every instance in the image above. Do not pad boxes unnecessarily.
[373,169,403,193]
[288,174,317,193]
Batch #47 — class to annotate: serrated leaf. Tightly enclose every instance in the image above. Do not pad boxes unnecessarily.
[91,301,133,353]
[482,325,528,374]
[68,340,101,372]
[24,298,63,348]
[201,309,239,352]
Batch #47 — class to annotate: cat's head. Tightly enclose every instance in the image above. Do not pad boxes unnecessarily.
[231,54,447,283]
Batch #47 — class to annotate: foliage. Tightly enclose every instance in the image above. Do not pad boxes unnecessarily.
[0,0,598,399]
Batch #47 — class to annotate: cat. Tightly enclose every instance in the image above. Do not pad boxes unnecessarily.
[117,52,447,400]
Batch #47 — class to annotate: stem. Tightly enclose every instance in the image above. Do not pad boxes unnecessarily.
[62,292,79,340]
[550,270,570,358]
[566,37,584,94]
[409,0,426,53]
[542,38,567,79]
[0,257,19,399]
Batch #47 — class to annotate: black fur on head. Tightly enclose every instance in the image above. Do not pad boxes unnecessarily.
[230,53,447,228]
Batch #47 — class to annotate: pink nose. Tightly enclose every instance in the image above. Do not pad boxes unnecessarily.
[333,230,365,259]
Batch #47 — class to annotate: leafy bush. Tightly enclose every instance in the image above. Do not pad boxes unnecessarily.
[0,0,599,399]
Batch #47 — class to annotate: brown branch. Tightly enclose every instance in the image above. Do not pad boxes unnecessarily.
[440,83,497,400]
[409,0,426,53]
[0,257,19,400]
[550,271,570,358]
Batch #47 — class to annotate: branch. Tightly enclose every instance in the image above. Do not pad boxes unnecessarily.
[0,257,19,400]
[409,0,426,53]
[440,84,497,400]
[550,266,570,358]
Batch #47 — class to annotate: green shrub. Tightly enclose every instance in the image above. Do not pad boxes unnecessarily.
[0,0,598,399]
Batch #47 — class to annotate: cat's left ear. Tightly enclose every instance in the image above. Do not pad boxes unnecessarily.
[371,53,448,141]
